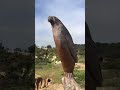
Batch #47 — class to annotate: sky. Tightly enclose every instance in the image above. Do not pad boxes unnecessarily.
[0,0,34,49]
[35,0,85,47]
[86,0,120,43]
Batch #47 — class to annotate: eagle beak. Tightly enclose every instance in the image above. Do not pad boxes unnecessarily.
[48,16,54,22]
[48,16,51,22]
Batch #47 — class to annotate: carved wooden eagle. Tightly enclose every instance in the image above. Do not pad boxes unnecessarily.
[48,16,77,73]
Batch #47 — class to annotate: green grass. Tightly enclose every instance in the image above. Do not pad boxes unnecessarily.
[35,63,63,84]
[78,55,85,63]
[102,58,120,69]
[74,69,85,88]
[102,77,120,87]
[35,63,85,88]
[101,57,120,87]
[0,87,33,90]
[102,69,120,79]
[35,52,85,89]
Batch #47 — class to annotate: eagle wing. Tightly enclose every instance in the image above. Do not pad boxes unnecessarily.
[86,36,103,86]
[85,22,102,85]
[62,27,78,63]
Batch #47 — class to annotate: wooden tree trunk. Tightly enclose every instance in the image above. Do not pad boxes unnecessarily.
[62,73,82,90]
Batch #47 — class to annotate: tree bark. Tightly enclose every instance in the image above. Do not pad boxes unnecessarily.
[62,73,83,90]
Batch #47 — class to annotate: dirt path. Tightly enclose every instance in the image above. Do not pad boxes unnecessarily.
[75,63,85,70]
[40,83,85,90]
[42,83,64,90]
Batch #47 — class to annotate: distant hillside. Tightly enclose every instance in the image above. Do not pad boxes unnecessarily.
[96,42,120,58]
[75,44,85,50]
[74,44,85,56]
[35,44,85,64]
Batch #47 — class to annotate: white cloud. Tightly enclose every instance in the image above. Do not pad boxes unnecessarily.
[35,0,85,47]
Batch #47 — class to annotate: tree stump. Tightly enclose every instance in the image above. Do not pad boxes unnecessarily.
[62,73,82,90]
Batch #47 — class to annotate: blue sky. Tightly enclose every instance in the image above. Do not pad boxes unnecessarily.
[35,0,85,47]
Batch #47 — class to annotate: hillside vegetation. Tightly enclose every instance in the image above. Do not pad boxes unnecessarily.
[0,44,34,89]
[96,42,120,88]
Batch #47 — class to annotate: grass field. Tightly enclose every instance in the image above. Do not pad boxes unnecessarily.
[35,46,85,89]
[35,62,85,88]
[101,57,120,87]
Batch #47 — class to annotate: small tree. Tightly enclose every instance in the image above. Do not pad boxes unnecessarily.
[14,48,22,52]
[47,45,52,49]
[28,44,35,53]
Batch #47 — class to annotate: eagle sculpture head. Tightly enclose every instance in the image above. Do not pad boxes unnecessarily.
[48,16,62,27]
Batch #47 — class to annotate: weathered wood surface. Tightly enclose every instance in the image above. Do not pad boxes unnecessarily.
[62,76,83,90]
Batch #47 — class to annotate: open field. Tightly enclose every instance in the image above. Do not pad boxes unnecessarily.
[35,63,85,90]
[35,44,85,89]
